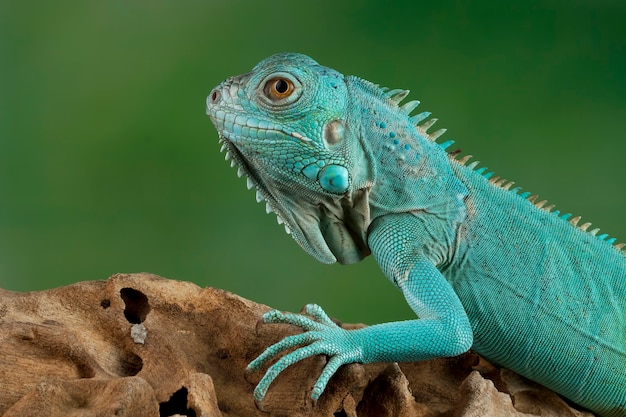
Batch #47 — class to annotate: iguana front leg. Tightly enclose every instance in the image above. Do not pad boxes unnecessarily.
[248,213,473,403]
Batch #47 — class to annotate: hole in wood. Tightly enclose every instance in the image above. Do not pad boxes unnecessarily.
[120,288,150,324]
[159,387,196,417]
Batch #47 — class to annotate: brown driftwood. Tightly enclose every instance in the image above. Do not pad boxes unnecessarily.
[0,273,593,416]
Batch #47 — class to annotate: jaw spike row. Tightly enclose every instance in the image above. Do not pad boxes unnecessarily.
[265,203,273,214]
[230,160,236,168]
[284,225,291,235]
[246,177,254,189]
[410,111,431,125]
[237,167,245,178]
[220,143,227,153]
[429,128,447,140]
[457,155,473,165]
[420,118,438,132]
[225,151,232,161]
[579,222,592,231]
[255,190,264,202]
[569,216,582,226]
[400,100,420,114]
[276,216,283,225]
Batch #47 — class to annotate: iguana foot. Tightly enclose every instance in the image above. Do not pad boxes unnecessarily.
[247,304,363,403]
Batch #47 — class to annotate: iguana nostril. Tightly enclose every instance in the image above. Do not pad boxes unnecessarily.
[209,89,221,104]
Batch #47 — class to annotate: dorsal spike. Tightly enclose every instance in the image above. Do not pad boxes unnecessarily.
[519,191,531,198]
[528,195,538,203]
[552,210,561,216]
[606,237,617,244]
[510,187,522,194]
[488,176,501,184]
[389,90,410,104]
[448,148,462,157]
[400,99,420,114]
[579,222,592,231]
[560,213,572,220]
[439,139,455,150]
[467,161,480,170]
[589,228,600,236]
[458,154,473,165]
[543,204,555,212]
[494,178,507,187]
[384,88,404,98]
[420,118,438,132]
[483,172,495,179]
[569,216,581,226]
[615,243,625,250]
[475,167,488,174]
[502,182,515,190]
[597,233,609,240]
[535,200,548,208]
[429,128,447,140]
[410,111,431,125]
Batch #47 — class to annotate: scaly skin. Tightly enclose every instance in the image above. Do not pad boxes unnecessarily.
[206,53,626,417]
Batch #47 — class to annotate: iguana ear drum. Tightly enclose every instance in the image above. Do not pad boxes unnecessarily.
[323,119,345,147]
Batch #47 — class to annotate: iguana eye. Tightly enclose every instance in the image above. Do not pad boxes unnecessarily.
[264,77,295,100]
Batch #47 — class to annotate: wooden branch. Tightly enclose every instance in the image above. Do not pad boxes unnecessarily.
[0,273,593,416]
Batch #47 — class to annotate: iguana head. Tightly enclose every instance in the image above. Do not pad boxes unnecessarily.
[206,53,372,264]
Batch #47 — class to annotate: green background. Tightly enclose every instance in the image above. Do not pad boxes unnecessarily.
[1,1,624,324]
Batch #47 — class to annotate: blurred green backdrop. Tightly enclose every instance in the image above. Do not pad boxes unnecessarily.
[1,0,624,324]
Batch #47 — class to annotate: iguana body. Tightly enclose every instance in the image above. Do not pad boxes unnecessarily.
[206,53,626,417]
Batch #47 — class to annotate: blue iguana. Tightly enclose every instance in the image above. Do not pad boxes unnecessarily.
[206,53,626,417]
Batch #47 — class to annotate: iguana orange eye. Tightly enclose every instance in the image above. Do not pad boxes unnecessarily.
[264,77,295,100]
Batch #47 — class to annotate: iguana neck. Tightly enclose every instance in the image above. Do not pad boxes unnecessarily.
[345,75,469,264]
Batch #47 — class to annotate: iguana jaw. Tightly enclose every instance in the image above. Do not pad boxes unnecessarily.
[213,131,339,264]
